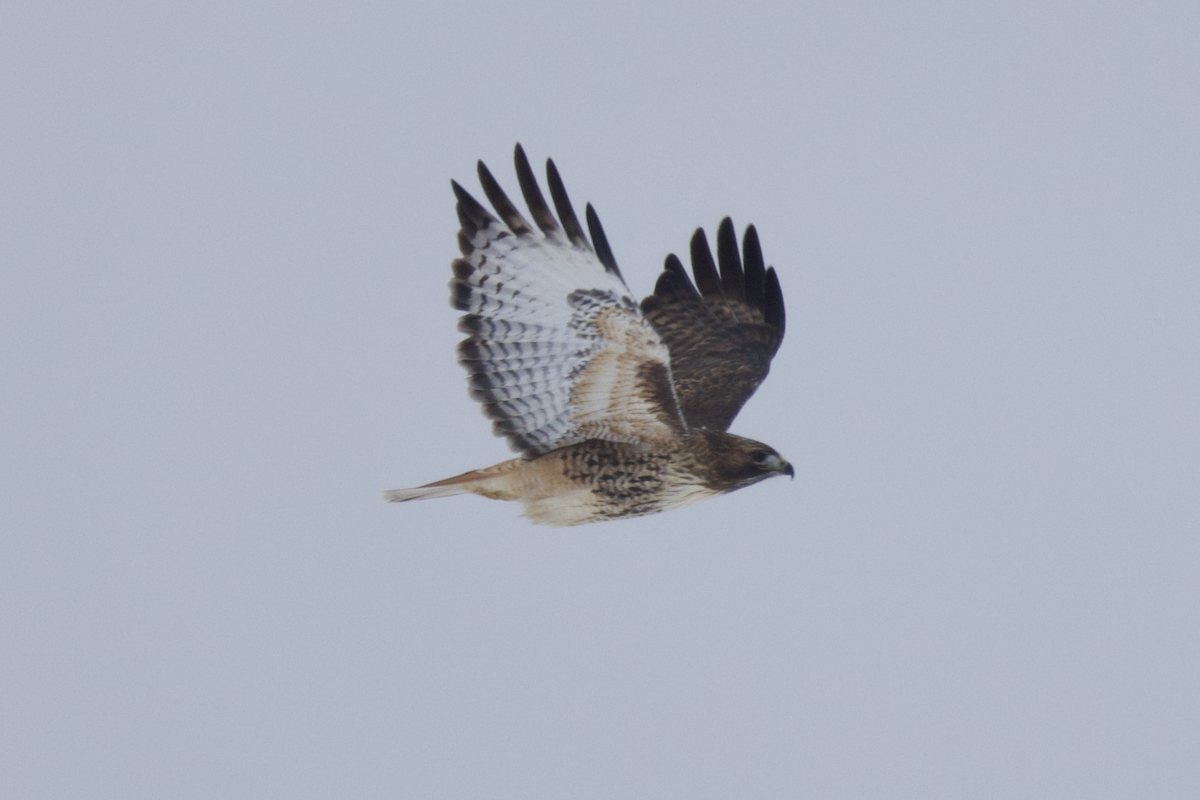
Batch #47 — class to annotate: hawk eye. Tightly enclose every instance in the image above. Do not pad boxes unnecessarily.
[751,451,769,464]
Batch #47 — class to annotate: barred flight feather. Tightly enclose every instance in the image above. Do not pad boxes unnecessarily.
[449,148,686,457]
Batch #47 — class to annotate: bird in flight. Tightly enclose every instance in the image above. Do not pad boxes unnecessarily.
[384,145,792,526]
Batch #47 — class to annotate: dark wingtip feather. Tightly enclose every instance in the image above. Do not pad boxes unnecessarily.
[643,253,706,316]
[477,159,532,236]
[585,203,623,280]
[741,224,766,310]
[689,228,723,297]
[513,144,559,235]
[716,217,745,299]
[662,253,701,301]
[545,158,589,248]
[450,179,476,207]
[763,266,785,340]
[452,180,493,239]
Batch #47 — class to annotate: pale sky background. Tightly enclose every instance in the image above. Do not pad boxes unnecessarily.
[3,2,1198,798]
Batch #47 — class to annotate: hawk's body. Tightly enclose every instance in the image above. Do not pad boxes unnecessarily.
[385,145,792,526]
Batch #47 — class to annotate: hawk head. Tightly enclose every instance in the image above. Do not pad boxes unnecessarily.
[700,430,794,491]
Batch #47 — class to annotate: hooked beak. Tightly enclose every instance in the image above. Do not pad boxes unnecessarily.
[781,459,794,480]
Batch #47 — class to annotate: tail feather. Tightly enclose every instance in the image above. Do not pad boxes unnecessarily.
[383,458,523,503]
[383,483,472,502]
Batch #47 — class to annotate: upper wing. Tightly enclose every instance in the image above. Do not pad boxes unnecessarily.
[451,144,687,457]
[639,219,785,431]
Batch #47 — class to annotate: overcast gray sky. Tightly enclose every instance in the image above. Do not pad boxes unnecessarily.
[3,1,1198,797]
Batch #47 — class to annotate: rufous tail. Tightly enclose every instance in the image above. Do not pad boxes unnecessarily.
[382,459,522,503]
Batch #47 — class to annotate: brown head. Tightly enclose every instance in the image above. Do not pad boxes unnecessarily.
[697,429,793,492]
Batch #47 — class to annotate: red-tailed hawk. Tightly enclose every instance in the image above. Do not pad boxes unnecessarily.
[384,145,791,526]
